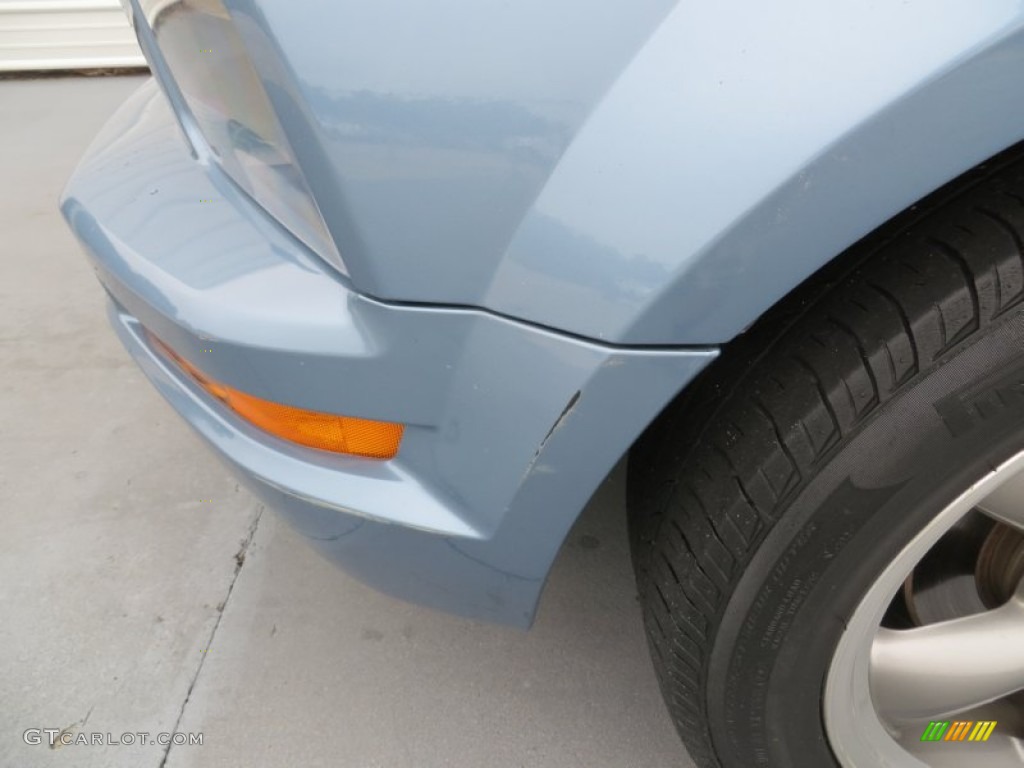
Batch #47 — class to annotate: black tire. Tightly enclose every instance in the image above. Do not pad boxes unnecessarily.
[628,149,1024,767]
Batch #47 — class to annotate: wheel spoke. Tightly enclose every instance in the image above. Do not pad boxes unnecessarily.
[977,470,1024,532]
[870,591,1024,721]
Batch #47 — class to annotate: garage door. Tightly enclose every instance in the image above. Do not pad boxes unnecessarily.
[0,0,145,71]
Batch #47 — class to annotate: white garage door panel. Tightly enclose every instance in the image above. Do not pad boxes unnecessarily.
[0,1,146,71]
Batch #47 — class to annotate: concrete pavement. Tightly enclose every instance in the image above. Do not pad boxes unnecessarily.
[0,75,691,768]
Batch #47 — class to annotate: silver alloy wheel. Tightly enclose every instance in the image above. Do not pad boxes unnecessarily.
[825,449,1024,767]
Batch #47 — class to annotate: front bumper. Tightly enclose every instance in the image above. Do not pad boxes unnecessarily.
[62,80,715,626]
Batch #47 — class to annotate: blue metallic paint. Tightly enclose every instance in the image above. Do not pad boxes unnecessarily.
[227,0,1024,343]
[63,82,713,624]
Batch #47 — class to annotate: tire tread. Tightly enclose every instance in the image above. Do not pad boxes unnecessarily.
[630,154,1024,767]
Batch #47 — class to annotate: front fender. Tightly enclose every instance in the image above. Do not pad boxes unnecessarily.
[484,0,1024,343]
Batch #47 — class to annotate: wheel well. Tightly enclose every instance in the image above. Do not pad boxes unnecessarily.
[630,138,1024,479]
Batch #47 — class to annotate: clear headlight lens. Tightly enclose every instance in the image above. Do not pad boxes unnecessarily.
[135,0,344,273]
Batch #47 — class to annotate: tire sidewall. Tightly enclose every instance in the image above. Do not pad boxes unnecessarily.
[706,310,1024,767]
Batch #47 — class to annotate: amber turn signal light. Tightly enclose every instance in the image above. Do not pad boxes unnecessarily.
[149,334,403,459]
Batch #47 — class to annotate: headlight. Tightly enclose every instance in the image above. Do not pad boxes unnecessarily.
[134,0,344,274]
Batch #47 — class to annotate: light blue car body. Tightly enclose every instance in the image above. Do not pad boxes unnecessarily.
[62,0,1024,626]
